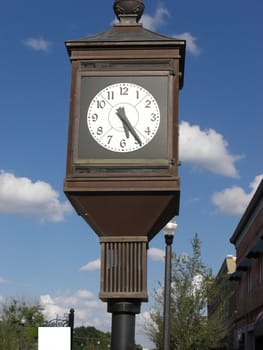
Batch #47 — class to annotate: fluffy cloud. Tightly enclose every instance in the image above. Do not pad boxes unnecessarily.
[141,5,170,31]
[39,290,110,330]
[80,259,101,272]
[39,290,152,348]
[0,171,72,222]
[140,6,201,56]
[148,248,164,262]
[212,174,263,216]
[23,37,51,52]
[179,121,241,177]
[173,32,201,56]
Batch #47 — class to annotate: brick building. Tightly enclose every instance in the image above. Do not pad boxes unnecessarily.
[208,255,237,349]
[230,179,263,349]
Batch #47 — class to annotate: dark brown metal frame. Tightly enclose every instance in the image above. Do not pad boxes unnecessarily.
[65,59,181,179]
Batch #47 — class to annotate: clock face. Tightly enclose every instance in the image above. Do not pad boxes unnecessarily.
[87,82,160,153]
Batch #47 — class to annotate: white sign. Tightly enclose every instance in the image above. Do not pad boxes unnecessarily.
[38,327,71,350]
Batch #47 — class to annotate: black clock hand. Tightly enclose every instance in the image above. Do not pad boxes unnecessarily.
[118,110,130,139]
[116,107,132,138]
[116,107,142,146]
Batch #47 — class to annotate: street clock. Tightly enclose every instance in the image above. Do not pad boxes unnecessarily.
[64,0,185,286]
[64,2,186,345]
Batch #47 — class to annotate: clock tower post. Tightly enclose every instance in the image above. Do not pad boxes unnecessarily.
[64,0,185,348]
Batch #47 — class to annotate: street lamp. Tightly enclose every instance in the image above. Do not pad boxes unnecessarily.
[163,220,177,350]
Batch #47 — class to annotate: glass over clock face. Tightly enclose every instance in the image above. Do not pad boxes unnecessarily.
[87,82,160,153]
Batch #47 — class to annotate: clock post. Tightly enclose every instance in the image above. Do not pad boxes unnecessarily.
[64,0,185,348]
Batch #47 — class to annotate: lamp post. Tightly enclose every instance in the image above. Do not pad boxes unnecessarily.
[163,220,177,350]
[20,317,26,350]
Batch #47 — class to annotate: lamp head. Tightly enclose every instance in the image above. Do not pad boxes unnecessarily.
[163,220,178,237]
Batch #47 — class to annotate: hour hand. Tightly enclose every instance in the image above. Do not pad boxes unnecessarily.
[116,107,142,146]
[116,107,130,139]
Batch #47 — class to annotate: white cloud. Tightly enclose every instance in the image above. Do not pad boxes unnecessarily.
[212,174,263,216]
[173,32,201,56]
[75,290,94,299]
[148,248,164,262]
[80,259,101,271]
[2,285,150,344]
[140,5,200,56]
[23,37,51,52]
[39,290,156,348]
[39,290,110,330]
[0,276,7,284]
[0,171,72,222]
[141,5,170,31]
[179,121,241,178]
[136,310,156,349]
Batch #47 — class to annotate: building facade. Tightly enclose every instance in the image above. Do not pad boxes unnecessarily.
[208,255,237,350]
[230,180,263,349]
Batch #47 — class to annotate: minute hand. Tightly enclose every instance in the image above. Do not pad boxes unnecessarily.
[116,107,142,146]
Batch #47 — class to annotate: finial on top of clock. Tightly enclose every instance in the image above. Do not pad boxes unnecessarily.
[113,0,145,24]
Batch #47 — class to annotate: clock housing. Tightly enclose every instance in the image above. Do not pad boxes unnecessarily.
[64,21,185,241]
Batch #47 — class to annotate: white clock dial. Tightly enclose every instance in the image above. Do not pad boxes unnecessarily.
[87,82,160,153]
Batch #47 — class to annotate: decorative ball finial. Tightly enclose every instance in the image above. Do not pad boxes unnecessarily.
[113,0,145,23]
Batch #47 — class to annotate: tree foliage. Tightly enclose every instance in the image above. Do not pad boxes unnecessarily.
[73,326,111,349]
[0,298,45,350]
[73,326,143,350]
[0,298,144,350]
[145,234,230,350]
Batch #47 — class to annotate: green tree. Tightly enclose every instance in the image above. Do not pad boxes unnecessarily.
[145,234,229,350]
[0,298,45,350]
[73,326,111,350]
[72,326,143,349]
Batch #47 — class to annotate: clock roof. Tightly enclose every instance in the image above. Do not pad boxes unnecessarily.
[65,23,186,89]
[68,24,184,43]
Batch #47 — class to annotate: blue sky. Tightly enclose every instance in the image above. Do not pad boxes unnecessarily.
[0,0,262,348]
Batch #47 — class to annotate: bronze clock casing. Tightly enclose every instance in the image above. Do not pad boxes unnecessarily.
[64,23,185,241]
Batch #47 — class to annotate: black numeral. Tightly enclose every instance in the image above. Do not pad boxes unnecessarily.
[92,113,98,122]
[120,139,126,148]
[145,99,151,108]
[97,100,106,109]
[145,127,151,135]
[107,135,113,144]
[150,113,156,121]
[120,86,128,96]
[97,126,103,135]
[107,91,114,100]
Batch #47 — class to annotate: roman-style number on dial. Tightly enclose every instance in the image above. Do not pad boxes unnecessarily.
[87,82,160,153]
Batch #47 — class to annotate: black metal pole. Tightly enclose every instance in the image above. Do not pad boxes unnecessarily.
[108,301,141,350]
[69,308,75,350]
[163,235,174,350]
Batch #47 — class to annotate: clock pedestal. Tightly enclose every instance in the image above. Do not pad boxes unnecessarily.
[108,301,141,349]
[64,1,185,348]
